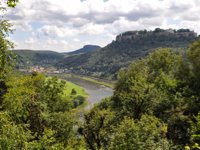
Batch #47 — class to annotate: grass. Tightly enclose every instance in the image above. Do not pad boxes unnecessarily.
[46,77,88,108]
[60,80,89,117]
[62,80,89,109]
[62,80,88,98]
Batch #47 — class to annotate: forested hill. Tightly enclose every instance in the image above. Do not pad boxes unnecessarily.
[67,45,101,55]
[56,28,198,80]
[13,50,66,68]
[13,45,101,68]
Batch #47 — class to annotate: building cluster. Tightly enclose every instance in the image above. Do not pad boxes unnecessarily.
[30,66,45,73]
[19,66,70,74]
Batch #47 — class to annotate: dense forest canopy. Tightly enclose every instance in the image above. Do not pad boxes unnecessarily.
[80,42,200,149]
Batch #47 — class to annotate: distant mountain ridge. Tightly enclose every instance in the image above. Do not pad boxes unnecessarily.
[13,50,65,68]
[67,45,101,55]
[56,28,198,79]
[13,45,101,69]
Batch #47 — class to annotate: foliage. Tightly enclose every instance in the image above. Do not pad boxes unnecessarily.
[186,113,200,149]
[6,0,19,7]
[43,112,75,147]
[3,73,45,126]
[0,34,14,80]
[112,59,155,119]
[111,49,184,121]
[42,76,66,112]
[71,88,77,95]
[80,107,114,150]
[81,41,200,149]
[0,112,32,150]
[110,115,171,150]
[0,72,87,149]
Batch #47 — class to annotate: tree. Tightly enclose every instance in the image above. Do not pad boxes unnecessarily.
[0,112,33,149]
[98,48,194,147]
[71,88,77,95]
[167,115,191,147]
[42,77,72,112]
[110,115,172,150]
[112,49,184,120]
[0,0,16,105]
[0,0,19,7]
[190,113,200,146]
[6,0,18,7]
[44,112,75,147]
[0,28,15,106]
[112,59,155,119]
[185,40,200,115]
[80,107,114,150]
[2,73,45,134]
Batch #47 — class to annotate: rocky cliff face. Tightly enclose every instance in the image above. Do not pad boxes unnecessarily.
[116,28,197,42]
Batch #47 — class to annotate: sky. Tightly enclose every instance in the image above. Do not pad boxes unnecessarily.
[3,0,200,52]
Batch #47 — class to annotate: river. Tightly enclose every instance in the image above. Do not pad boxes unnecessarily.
[62,75,113,108]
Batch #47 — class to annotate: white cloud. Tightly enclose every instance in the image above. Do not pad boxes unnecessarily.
[18,37,74,52]
[179,21,200,33]
[25,37,38,44]
[4,0,200,51]
[80,23,105,35]
[6,0,200,25]
[11,21,32,31]
[47,38,59,45]
[73,38,81,42]
[38,25,77,37]
[60,40,68,45]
